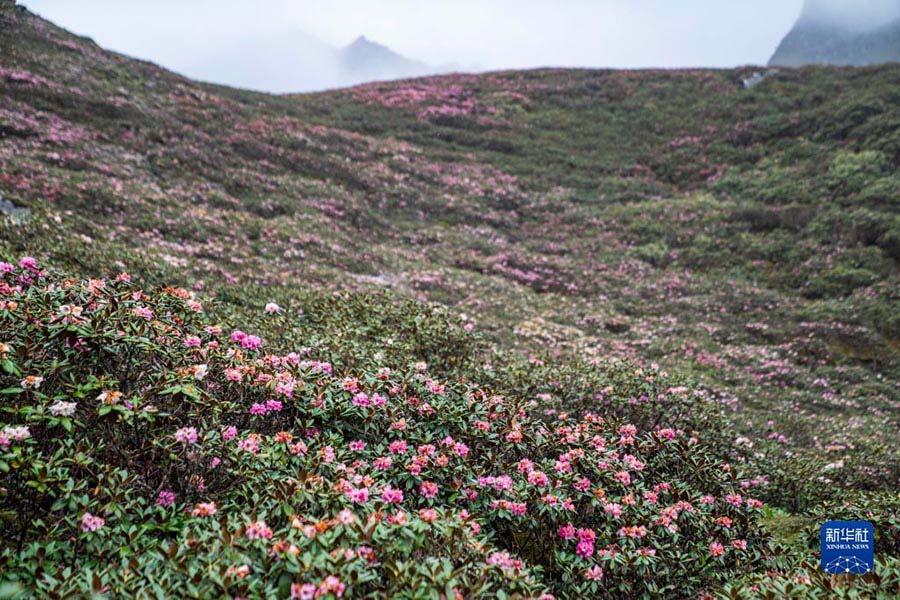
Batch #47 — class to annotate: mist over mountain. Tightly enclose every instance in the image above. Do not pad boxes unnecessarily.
[770,0,900,66]
[183,31,441,93]
[185,30,341,93]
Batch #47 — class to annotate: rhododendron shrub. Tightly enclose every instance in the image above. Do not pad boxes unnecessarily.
[0,261,783,598]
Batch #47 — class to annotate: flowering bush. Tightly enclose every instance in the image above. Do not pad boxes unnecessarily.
[0,260,778,598]
[1,5,899,597]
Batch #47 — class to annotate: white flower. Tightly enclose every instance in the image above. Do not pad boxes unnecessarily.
[96,390,122,405]
[49,401,77,417]
[3,425,31,441]
[59,304,83,318]
[193,364,208,380]
[264,302,281,313]
[20,375,44,389]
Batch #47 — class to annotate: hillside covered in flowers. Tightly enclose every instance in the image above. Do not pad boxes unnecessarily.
[0,2,898,598]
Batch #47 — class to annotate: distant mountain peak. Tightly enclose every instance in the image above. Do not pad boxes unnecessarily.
[345,35,373,48]
[770,0,900,66]
[339,34,430,80]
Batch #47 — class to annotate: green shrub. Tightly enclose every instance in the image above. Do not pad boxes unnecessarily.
[828,150,887,195]
[0,259,775,598]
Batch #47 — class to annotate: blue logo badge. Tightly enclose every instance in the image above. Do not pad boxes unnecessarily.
[821,521,874,574]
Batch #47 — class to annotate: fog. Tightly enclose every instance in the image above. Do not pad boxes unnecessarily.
[17,0,875,94]
[799,0,900,30]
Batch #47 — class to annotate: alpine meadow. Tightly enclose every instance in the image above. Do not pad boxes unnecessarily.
[0,1,898,599]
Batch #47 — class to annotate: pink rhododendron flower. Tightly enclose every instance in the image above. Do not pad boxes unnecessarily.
[245,520,273,540]
[577,528,596,543]
[132,306,153,320]
[419,508,438,523]
[486,551,523,570]
[389,440,408,454]
[604,502,623,518]
[347,487,369,504]
[373,456,393,470]
[174,427,198,445]
[156,490,176,507]
[80,512,105,532]
[508,502,527,516]
[192,502,217,517]
[381,486,404,504]
[19,256,38,271]
[658,428,677,440]
[318,576,345,598]
[291,583,316,600]
[618,525,648,539]
[575,540,594,559]
[420,481,438,498]
[725,494,743,507]
[237,435,260,453]
[527,470,549,487]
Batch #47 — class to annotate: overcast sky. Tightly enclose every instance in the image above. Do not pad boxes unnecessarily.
[21,1,808,91]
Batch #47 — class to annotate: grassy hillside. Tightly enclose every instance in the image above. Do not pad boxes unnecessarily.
[1,1,898,598]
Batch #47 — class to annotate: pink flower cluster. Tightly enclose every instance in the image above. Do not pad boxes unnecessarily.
[80,512,105,532]
[230,330,261,350]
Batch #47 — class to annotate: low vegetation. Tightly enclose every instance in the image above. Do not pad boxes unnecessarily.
[0,2,897,598]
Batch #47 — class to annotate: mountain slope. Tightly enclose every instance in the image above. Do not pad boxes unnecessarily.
[770,18,900,66]
[1,2,899,597]
[2,0,899,476]
[770,0,900,66]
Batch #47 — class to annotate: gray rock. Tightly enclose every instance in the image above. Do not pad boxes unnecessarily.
[742,69,779,89]
[0,193,31,224]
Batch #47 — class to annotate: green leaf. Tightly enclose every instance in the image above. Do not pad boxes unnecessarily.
[1,359,20,376]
